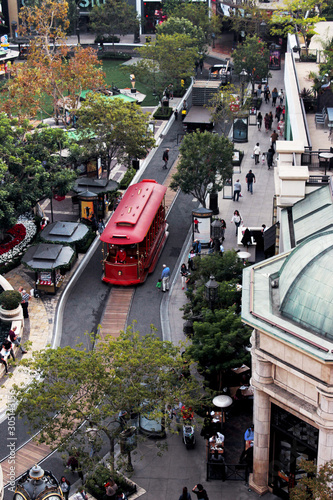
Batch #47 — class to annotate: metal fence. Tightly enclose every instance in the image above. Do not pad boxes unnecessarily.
[301,148,333,171]
[206,462,248,481]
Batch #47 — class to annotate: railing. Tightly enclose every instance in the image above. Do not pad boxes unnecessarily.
[301,148,333,171]
[206,462,248,481]
[306,175,330,185]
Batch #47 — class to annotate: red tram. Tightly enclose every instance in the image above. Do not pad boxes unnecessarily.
[101,179,168,285]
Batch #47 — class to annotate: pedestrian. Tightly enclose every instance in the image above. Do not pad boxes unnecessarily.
[195,239,201,256]
[279,89,284,105]
[268,111,273,130]
[162,148,169,169]
[278,119,285,137]
[199,58,204,74]
[18,287,31,319]
[8,326,27,354]
[104,479,118,500]
[161,264,170,292]
[272,87,278,106]
[66,452,84,482]
[193,218,201,233]
[270,129,278,151]
[233,179,241,201]
[0,347,9,374]
[168,84,174,99]
[98,218,105,234]
[253,143,260,165]
[90,214,98,232]
[174,109,178,121]
[264,113,270,133]
[257,111,262,131]
[246,169,256,194]
[179,486,192,500]
[188,249,195,270]
[208,238,214,254]
[261,152,265,165]
[60,477,71,500]
[264,87,270,104]
[275,105,282,122]
[257,84,262,98]
[219,219,226,241]
[180,263,188,290]
[231,210,243,236]
[192,484,209,500]
[219,242,224,256]
[267,147,274,170]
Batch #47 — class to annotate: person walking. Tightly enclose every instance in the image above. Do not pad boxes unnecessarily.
[220,219,226,241]
[192,484,209,500]
[233,179,241,201]
[264,113,270,133]
[161,264,171,292]
[8,326,27,354]
[275,104,282,122]
[257,111,262,131]
[231,210,243,236]
[98,218,105,234]
[179,487,192,500]
[270,129,278,151]
[268,111,273,130]
[272,87,278,107]
[162,148,169,169]
[60,477,71,500]
[264,87,270,104]
[180,263,188,290]
[266,147,274,169]
[246,169,256,194]
[253,143,260,165]
[18,287,31,319]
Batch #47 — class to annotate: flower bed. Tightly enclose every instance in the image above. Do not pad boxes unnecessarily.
[0,215,37,265]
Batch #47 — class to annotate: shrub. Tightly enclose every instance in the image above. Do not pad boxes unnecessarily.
[153,107,173,120]
[95,35,120,44]
[85,464,136,500]
[98,52,131,60]
[119,168,136,190]
[0,290,22,310]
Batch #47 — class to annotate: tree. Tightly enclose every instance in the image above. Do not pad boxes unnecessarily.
[166,2,216,43]
[208,83,249,135]
[269,0,325,49]
[0,115,76,231]
[132,33,198,107]
[12,326,200,472]
[73,93,155,177]
[89,0,139,49]
[170,130,234,208]
[156,16,207,55]
[228,3,269,40]
[187,306,251,391]
[233,35,270,94]
[290,459,333,499]
[0,0,105,123]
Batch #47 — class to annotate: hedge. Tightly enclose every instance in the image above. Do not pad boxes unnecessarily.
[153,107,173,120]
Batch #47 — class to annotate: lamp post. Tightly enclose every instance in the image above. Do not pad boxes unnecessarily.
[76,6,80,45]
[205,275,219,310]
[240,68,248,106]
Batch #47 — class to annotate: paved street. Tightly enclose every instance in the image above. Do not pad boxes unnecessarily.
[1,34,283,500]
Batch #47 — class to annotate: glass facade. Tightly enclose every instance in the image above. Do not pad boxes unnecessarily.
[269,404,318,499]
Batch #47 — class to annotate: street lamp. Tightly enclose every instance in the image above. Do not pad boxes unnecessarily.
[240,68,248,106]
[205,275,219,310]
[76,6,80,45]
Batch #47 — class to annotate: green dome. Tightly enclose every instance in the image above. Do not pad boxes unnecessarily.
[279,231,333,338]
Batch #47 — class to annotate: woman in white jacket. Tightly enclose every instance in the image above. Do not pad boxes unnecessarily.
[231,210,243,237]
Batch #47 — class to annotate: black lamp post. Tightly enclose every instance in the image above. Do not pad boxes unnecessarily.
[205,275,219,310]
[76,6,80,45]
[240,68,248,105]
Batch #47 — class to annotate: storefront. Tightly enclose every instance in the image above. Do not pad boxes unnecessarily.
[269,404,318,499]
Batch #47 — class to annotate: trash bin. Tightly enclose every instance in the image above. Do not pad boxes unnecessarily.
[132,159,140,171]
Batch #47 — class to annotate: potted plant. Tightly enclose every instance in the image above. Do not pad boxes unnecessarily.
[0,290,22,320]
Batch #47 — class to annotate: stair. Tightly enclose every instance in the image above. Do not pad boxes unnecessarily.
[192,81,220,106]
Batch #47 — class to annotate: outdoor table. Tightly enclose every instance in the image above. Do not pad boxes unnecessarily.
[209,438,225,455]
[210,411,222,423]
[318,152,333,175]
[327,107,333,128]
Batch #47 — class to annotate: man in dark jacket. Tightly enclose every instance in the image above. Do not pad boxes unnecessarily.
[245,170,256,194]
[162,148,169,169]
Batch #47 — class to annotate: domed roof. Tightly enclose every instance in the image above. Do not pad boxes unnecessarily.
[279,231,333,338]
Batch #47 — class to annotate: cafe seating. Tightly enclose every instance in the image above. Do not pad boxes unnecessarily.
[315,108,327,128]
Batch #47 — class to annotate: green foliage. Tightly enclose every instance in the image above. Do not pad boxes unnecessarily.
[95,35,120,44]
[269,0,326,46]
[98,52,131,60]
[0,290,22,310]
[233,35,270,92]
[156,16,207,55]
[12,325,201,471]
[187,306,251,389]
[229,3,268,39]
[0,114,76,231]
[170,130,234,208]
[167,2,213,41]
[119,168,136,189]
[73,94,155,177]
[90,0,139,50]
[208,84,249,135]
[290,459,333,500]
[133,33,198,105]
[153,106,174,120]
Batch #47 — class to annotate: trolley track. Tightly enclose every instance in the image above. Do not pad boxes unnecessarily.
[1,160,181,486]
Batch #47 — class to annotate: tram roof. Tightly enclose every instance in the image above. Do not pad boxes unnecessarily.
[100,180,167,245]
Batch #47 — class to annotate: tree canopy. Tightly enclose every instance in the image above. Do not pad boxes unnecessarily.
[233,35,270,93]
[0,115,76,231]
[132,33,198,105]
[13,326,200,471]
[156,16,207,54]
[89,0,139,46]
[290,459,333,499]
[73,93,155,177]
[0,0,104,123]
[170,130,234,208]
[269,0,325,47]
